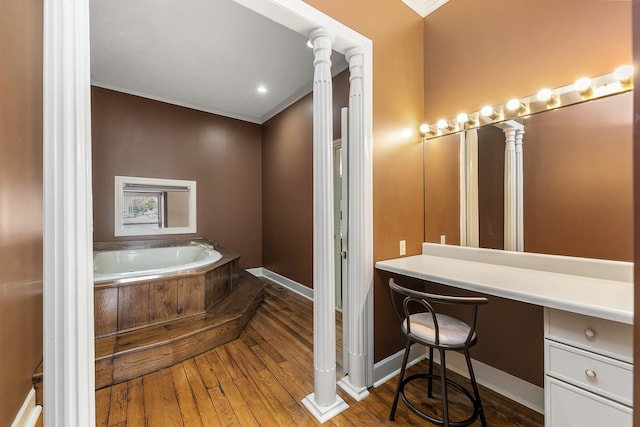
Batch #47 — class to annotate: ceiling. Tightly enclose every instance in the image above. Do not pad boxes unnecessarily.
[90,0,348,124]
[90,0,445,124]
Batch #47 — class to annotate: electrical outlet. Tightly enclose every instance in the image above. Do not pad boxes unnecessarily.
[399,240,406,256]
[440,235,446,244]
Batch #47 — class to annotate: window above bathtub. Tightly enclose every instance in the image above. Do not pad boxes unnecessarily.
[114,176,197,237]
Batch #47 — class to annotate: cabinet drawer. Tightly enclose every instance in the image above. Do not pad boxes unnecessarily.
[545,308,632,363]
[545,340,632,406]
[545,377,632,427]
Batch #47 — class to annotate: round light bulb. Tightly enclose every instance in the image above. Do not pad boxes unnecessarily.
[574,77,592,92]
[537,88,553,102]
[614,65,633,81]
[257,85,267,94]
[480,105,493,117]
[437,119,449,130]
[419,123,430,134]
[506,98,520,111]
[457,113,469,123]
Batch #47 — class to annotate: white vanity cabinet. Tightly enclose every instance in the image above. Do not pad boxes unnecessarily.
[544,308,633,426]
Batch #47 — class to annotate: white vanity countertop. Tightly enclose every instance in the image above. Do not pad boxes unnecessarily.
[376,244,633,324]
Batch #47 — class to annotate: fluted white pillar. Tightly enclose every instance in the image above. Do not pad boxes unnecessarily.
[503,128,517,251]
[44,0,96,425]
[515,129,525,252]
[302,27,349,423]
[337,47,370,402]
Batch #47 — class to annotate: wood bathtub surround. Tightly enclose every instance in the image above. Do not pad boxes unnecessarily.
[94,243,240,337]
[33,241,265,392]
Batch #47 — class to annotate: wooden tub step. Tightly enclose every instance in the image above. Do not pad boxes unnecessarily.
[33,271,265,392]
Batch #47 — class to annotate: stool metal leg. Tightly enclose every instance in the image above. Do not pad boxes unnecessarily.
[389,339,412,421]
[427,346,434,398]
[464,349,487,427]
[439,349,449,427]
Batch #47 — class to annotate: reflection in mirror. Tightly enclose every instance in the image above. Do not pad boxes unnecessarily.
[114,176,197,236]
[424,90,633,261]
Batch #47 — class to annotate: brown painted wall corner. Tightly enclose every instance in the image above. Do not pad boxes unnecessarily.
[0,0,44,425]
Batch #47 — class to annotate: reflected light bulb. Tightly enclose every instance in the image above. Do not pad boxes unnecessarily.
[457,113,469,123]
[419,123,430,135]
[437,119,449,130]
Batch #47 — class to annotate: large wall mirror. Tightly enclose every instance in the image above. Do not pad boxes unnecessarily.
[424,81,633,262]
[114,175,197,236]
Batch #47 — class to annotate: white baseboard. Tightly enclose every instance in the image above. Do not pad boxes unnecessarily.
[372,344,427,388]
[428,350,544,414]
[247,267,313,300]
[11,388,42,427]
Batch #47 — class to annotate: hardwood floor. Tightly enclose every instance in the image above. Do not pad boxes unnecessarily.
[96,283,544,426]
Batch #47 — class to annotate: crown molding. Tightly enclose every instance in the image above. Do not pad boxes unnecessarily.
[401,0,449,17]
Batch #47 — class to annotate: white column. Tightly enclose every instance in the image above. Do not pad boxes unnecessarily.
[337,47,370,402]
[515,129,525,252]
[43,0,96,425]
[503,128,517,251]
[302,27,349,423]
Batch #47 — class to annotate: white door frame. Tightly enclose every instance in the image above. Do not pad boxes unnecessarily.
[44,0,373,425]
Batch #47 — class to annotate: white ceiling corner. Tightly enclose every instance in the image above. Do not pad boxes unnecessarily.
[401,0,449,18]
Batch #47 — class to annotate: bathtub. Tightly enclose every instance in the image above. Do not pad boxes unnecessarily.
[93,245,223,282]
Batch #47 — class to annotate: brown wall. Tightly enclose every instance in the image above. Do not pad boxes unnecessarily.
[0,0,44,425]
[423,0,632,387]
[261,71,349,287]
[91,87,263,268]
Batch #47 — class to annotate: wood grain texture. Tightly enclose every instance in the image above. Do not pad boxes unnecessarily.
[118,283,150,331]
[96,284,544,426]
[95,287,118,337]
[149,279,178,324]
[177,276,205,316]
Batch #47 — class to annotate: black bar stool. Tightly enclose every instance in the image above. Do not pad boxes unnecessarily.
[388,278,488,427]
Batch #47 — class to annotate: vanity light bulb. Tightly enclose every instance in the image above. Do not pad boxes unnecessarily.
[437,119,449,130]
[506,99,520,111]
[614,65,633,86]
[574,77,593,97]
[480,105,494,117]
[419,123,430,135]
[457,113,469,123]
[537,88,552,102]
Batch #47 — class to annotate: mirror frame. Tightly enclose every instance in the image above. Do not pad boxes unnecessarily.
[114,175,197,236]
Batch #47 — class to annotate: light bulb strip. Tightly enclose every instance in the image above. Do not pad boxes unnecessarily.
[420,67,633,139]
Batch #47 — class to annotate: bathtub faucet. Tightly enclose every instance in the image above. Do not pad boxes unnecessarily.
[190,240,215,250]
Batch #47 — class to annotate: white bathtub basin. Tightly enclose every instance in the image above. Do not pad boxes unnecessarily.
[93,245,222,282]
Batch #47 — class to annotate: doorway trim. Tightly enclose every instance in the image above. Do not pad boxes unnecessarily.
[43,0,373,424]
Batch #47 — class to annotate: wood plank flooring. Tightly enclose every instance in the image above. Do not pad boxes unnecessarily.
[96,283,544,426]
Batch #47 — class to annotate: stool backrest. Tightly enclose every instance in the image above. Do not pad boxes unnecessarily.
[388,278,488,347]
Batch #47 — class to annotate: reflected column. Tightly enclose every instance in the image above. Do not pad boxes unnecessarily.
[503,127,517,251]
[515,129,525,251]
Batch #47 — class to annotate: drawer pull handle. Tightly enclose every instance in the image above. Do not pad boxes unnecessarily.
[584,328,595,338]
[585,369,597,378]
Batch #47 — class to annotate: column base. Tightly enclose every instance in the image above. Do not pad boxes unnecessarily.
[338,376,370,401]
[302,393,349,424]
